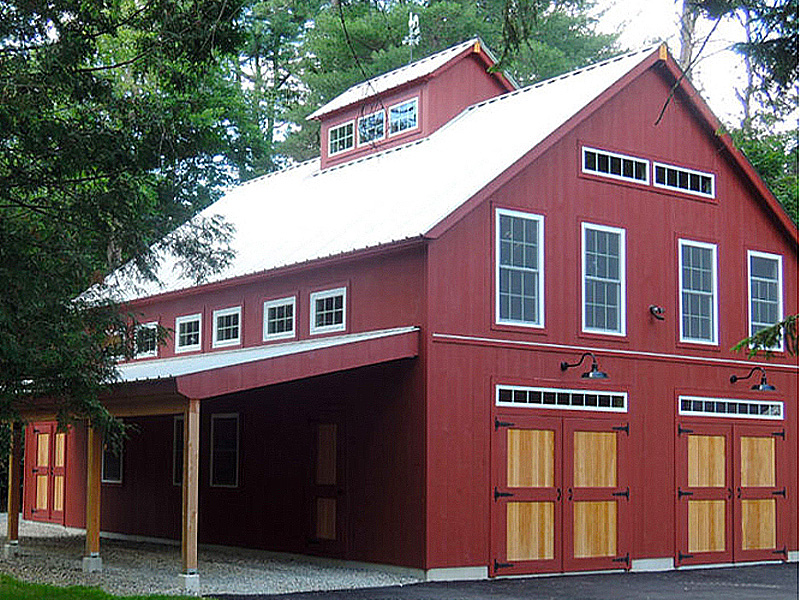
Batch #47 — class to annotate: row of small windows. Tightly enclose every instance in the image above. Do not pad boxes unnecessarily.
[496,385,627,413]
[679,396,783,420]
[496,209,784,348]
[136,288,347,358]
[328,97,419,156]
[582,146,715,198]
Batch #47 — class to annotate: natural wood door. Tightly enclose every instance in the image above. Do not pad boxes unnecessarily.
[30,423,66,524]
[308,420,346,555]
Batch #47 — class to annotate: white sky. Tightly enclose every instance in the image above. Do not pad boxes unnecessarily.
[593,0,752,126]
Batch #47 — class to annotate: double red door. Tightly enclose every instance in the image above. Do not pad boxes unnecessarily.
[29,423,66,524]
[676,421,787,565]
[492,414,630,575]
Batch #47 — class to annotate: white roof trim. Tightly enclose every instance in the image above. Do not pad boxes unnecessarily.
[116,326,419,383]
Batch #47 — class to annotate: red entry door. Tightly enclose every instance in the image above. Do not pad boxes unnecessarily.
[492,414,630,575]
[30,423,66,524]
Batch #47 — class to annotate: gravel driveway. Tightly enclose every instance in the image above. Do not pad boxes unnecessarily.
[0,515,421,597]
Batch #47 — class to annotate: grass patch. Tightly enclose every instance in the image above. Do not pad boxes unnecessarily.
[0,573,205,599]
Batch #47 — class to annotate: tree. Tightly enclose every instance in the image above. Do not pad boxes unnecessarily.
[0,1,250,440]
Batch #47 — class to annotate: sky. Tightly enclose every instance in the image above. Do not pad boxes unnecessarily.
[593,0,753,127]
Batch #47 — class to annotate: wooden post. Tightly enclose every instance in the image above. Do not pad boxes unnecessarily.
[83,425,102,572]
[4,422,22,557]
[180,399,200,592]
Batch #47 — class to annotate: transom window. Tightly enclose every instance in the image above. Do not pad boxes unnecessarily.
[263,296,296,341]
[310,287,346,335]
[582,223,626,335]
[748,250,783,348]
[654,162,714,198]
[212,306,241,348]
[679,395,783,420]
[582,146,648,184]
[389,98,418,135]
[358,110,385,145]
[679,239,718,344]
[329,121,354,156]
[210,414,239,488]
[135,322,158,358]
[496,209,544,328]
[497,385,628,413]
[175,313,201,353]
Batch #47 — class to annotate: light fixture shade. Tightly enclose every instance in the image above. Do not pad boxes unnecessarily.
[730,367,776,392]
[562,352,609,379]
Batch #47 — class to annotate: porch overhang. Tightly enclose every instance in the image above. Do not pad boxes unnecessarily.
[117,325,420,400]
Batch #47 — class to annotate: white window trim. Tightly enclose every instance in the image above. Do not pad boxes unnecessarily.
[496,384,628,414]
[175,313,202,353]
[388,97,419,137]
[210,413,239,488]
[678,239,719,345]
[212,306,242,348]
[263,296,296,342]
[101,442,123,484]
[173,415,184,487]
[653,161,715,198]
[747,250,784,351]
[357,109,386,146]
[310,287,347,335]
[678,395,783,421]
[134,321,159,359]
[581,146,650,185]
[495,208,545,329]
[328,120,355,156]
[581,222,626,336]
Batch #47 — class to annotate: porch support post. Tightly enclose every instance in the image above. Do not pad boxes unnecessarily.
[83,425,103,572]
[179,398,200,593]
[4,422,22,558]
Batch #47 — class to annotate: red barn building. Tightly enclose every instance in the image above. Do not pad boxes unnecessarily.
[13,40,798,590]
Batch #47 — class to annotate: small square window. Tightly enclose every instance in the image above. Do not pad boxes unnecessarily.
[389,98,418,136]
[213,307,241,348]
[175,313,202,353]
[310,288,347,335]
[135,322,158,358]
[358,110,385,145]
[263,297,296,341]
[329,121,354,156]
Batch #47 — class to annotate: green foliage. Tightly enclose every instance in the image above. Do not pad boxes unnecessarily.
[0,573,203,600]
[732,314,798,357]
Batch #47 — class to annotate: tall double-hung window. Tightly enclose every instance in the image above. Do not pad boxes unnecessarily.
[582,223,626,335]
[748,250,783,348]
[496,209,544,327]
[679,239,718,344]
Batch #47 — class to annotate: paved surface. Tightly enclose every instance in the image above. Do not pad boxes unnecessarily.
[214,563,798,600]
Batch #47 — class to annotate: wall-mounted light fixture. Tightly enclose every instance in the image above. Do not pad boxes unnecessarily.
[560,352,608,379]
[649,305,665,320]
[729,366,776,391]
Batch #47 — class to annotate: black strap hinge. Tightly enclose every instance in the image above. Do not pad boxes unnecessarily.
[612,552,630,565]
[494,487,514,501]
[612,423,629,435]
[773,546,787,557]
[772,430,785,439]
[494,559,513,571]
[772,488,786,497]
[612,487,630,500]
[678,425,694,436]
[678,551,694,562]
[678,488,693,498]
[495,417,515,430]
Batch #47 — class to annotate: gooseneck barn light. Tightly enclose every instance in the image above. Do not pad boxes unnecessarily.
[729,366,776,391]
[560,352,608,379]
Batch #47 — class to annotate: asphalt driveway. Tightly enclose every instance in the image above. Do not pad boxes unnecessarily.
[213,563,798,600]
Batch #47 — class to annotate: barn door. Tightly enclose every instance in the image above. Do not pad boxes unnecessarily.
[733,424,786,562]
[563,418,631,571]
[30,423,66,524]
[491,415,563,575]
[308,420,346,555]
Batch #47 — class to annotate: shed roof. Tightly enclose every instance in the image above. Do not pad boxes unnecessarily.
[98,45,662,303]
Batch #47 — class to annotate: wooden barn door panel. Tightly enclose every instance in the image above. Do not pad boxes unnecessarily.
[492,416,562,575]
[563,419,630,571]
[30,423,65,524]
[308,420,346,555]
[733,425,786,562]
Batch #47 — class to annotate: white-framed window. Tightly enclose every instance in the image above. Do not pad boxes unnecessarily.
[134,322,158,358]
[263,296,296,341]
[496,208,545,328]
[582,223,626,335]
[102,440,123,484]
[679,395,783,420]
[173,415,184,487]
[358,110,385,145]
[310,287,346,335]
[328,121,354,156]
[210,413,239,488]
[497,385,628,413]
[582,146,649,184]
[679,239,718,344]
[748,250,783,349]
[654,162,715,198]
[175,313,202,353]
[212,306,241,348]
[389,98,418,136]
